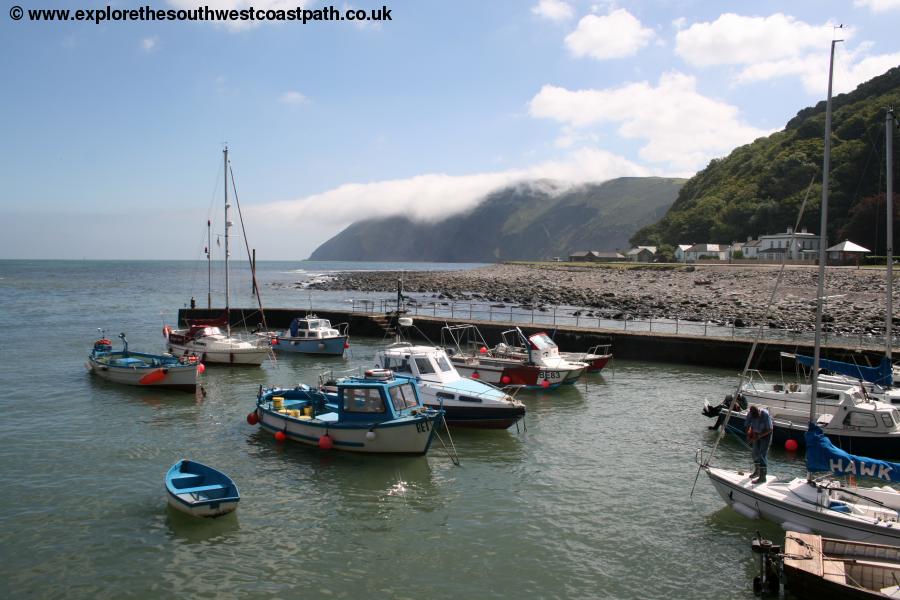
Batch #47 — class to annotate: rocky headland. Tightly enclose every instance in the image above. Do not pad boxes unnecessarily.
[303,263,896,337]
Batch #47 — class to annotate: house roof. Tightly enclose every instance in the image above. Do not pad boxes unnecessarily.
[744,240,762,248]
[677,244,693,251]
[627,246,656,255]
[594,251,625,258]
[686,243,727,253]
[826,240,871,253]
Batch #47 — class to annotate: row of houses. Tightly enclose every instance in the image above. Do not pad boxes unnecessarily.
[568,228,872,265]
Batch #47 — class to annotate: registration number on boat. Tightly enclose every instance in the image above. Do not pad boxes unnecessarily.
[416,420,431,433]
[539,371,560,380]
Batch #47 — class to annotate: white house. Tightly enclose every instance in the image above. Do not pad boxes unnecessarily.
[674,244,693,262]
[742,239,761,259]
[684,243,730,262]
[758,228,819,260]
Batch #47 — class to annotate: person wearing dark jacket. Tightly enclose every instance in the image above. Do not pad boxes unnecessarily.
[746,405,773,484]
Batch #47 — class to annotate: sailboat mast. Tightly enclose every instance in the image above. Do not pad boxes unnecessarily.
[207,219,212,310]
[811,40,840,420]
[224,145,231,336]
[888,108,895,362]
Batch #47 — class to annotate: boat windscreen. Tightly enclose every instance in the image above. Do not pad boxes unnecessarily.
[389,383,418,411]
[415,357,435,374]
[435,354,453,372]
[529,333,556,350]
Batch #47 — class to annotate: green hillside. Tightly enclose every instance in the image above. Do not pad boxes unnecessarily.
[308,177,685,261]
[631,66,900,253]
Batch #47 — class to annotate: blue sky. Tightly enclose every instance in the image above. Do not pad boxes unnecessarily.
[2,0,899,259]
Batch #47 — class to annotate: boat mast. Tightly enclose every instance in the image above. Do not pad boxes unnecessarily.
[810,39,841,429]
[207,219,212,309]
[224,145,231,336]
[887,107,895,362]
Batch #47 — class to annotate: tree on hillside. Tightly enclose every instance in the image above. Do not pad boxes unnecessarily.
[836,193,900,255]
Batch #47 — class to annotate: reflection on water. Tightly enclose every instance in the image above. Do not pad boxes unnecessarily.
[166,506,241,543]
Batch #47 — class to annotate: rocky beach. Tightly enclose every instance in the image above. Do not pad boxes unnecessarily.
[304,263,896,337]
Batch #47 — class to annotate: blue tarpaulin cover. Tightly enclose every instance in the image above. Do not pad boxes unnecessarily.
[805,423,900,482]
[794,354,893,387]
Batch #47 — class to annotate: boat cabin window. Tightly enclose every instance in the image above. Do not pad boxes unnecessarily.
[894,410,900,425]
[296,321,309,330]
[436,392,454,400]
[343,387,385,413]
[844,412,878,428]
[415,358,436,375]
[388,383,418,411]
[319,320,332,328]
[529,333,557,351]
[459,396,482,403]
[435,355,453,372]
[882,413,895,428]
[816,392,840,401]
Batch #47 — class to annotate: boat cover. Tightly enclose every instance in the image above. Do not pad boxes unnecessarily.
[805,423,900,483]
[794,354,893,387]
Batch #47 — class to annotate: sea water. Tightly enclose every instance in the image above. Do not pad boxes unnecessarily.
[0,260,806,599]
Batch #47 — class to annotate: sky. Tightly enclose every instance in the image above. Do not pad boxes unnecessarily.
[2,0,900,260]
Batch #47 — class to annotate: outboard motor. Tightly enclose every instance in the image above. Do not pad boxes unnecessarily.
[751,534,781,597]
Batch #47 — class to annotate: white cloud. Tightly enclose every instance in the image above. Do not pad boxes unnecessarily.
[675,13,844,67]
[531,0,573,22]
[855,0,900,11]
[672,16,686,30]
[528,72,772,171]
[736,45,900,95]
[564,9,655,60]
[279,91,308,105]
[246,148,651,240]
[141,36,158,51]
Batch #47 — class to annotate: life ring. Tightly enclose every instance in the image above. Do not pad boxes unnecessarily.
[364,368,392,379]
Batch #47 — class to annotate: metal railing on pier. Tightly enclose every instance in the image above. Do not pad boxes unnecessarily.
[348,298,897,351]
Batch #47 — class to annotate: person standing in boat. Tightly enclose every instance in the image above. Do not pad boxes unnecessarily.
[746,405,773,484]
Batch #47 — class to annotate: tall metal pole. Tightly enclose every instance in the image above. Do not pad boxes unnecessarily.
[206,219,212,309]
[888,107,895,361]
[810,39,840,429]
[224,145,231,335]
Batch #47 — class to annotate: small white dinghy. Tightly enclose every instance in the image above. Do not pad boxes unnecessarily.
[165,459,239,518]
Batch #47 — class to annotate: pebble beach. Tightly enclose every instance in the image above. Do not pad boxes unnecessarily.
[307,262,897,337]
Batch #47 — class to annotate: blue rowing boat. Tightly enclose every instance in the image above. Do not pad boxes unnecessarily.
[165,459,240,518]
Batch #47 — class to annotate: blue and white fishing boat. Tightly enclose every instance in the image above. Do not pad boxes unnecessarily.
[269,315,349,356]
[250,371,442,454]
[86,331,200,392]
[165,459,240,518]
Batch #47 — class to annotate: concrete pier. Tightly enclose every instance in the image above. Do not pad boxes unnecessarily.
[177,307,888,372]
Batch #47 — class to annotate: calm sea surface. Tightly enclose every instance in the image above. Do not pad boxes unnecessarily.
[0,260,808,599]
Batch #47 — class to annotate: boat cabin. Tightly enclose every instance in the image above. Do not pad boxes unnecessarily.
[818,392,900,434]
[376,343,461,385]
[286,316,343,339]
[260,373,424,424]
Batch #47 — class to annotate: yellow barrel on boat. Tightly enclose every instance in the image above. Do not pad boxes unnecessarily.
[273,396,284,410]
[303,406,313,417]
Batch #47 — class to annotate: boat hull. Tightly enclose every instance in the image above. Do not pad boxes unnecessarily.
[421,401,524,429]
[167,342,268,365]
[271,335,347,356]
[87,355,197,391]
[165,460,239,518]
[257,407,439,454]
[705,467,900,546]
[451,359,565,389]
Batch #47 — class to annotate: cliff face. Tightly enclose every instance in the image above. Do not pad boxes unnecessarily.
[308,177,685,261]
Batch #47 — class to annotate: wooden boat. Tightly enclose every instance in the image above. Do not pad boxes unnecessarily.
[86,332,199,392]
[165,459,240,518]
[251,371,443,454]
[769,532,900,598]
[268,315,349,356]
